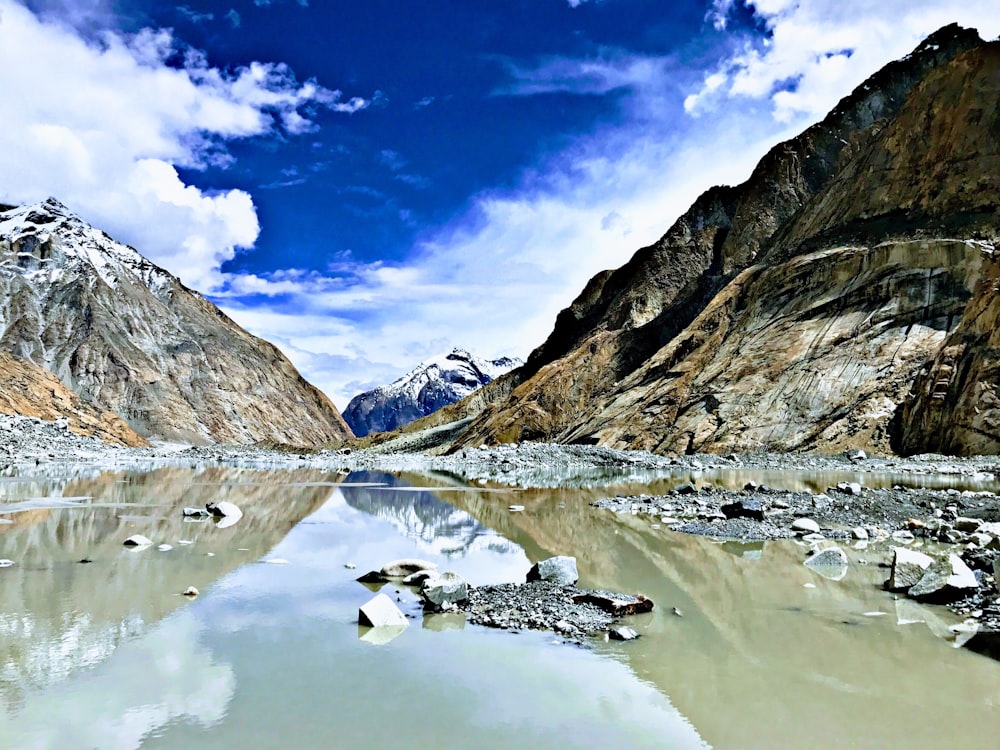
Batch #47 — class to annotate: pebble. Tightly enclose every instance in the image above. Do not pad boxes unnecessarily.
[182,586,199,597]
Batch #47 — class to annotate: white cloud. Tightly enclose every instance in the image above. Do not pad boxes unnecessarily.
[687,1,1000,122]
[0,0,368,290]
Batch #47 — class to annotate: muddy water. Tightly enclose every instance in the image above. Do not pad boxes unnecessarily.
[0,466,998,749]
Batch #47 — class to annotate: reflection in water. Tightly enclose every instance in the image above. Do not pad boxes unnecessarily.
[339,471,520,558]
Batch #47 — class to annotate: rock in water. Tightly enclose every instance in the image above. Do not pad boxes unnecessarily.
[358,593,409,628]
[206,501,242,519]
[421,572,469,610]
[571,591,654,617]
[804,546,849,580]
[182,586,199,597]
[526,556,579,586]
[380,559,438,578]
[907,554,979,602]
[886,547,935,591]
[609,626,640,641]
[123,535,152,548]
[183,507,211,517]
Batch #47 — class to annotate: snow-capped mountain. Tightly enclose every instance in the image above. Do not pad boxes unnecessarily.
[342,348,522,437]
[0,197,352,445]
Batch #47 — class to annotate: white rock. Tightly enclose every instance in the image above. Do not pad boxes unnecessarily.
[380,558,438,578]
[851,527,869,540]
[359,593,410,628]
[509,505,525,512]
[182,586,199,597]
[421,571,469,609]
[526,556,579,586]
[791,518,821,534]
[0,559,14,568]
[887,547,934,591]
[157,544,173,551]
[264,558,289,565]
[908,554,979,600]
[123,534,153,548]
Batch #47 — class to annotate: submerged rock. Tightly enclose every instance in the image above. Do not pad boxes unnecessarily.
[803,546,849,580]
[609,626,640,641]
[526,556,579,586]
[359,593,409,628]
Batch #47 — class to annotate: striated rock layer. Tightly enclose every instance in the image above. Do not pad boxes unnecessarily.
[399,24,1000,456]
[0,199,352,445]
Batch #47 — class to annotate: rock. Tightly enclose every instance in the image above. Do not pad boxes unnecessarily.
[954,517,983,532]
[526,556,579,586]
[886,547,935,591]
[183,507,210,517]
[157,544,173,551]
[836,482,863,496]
[380,558,438,578]
[844,448,867,461]
[804,546,848,570]
[358,593,410,628]
[508,505,526,512]
[182,586,199,597]
[344,563,356,569]
[791,518,821,534]
[402,569,437,586]
[0,559,14,568]
[675,483,697,495]
[609,626,640,641]
[123,534,152,548]
[907,554,980,602]
[892,529,915,543]
[206,501,242,519]
[570,591,654,617]
[356,570,386,584]
[264,558,289,565]
[421,572,469,610]
[851,527,869,540]
[720,498,766,521]
[802,532,826,543]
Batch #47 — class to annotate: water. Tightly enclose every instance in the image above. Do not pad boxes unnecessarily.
[1,466,998,749]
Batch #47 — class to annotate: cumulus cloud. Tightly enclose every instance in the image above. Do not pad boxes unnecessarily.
[686,0,1000,122]
[0,0,367,290]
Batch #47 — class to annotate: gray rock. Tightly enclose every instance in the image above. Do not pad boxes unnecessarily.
[791,518,821,534]
[380,558,438,578]
[851,526,869,540]
[721,498,766,521]
[526,556,579,586]
[804,546,849,580]
[844,448,867,461]
[891,529,915,543]
[908,554,979,602]
[123,534,153,548]
[886,547,935,591]
[609,626,640,641]
[421,571,469,610]
[359,593,410,628]
[836,482,863,496]
[801,532,826,543]
[953,517,983,532]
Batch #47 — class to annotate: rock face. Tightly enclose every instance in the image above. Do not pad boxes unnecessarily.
[0,199,352,445]
[0,350,145,447]
[342,349,521,437]
[397,25,1000,457]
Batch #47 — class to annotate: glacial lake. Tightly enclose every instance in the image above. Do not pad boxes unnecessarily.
[1,465,999,749]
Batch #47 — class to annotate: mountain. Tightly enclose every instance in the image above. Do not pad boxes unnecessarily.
[0,198,352,445]
[342,348,521,437]
[390,24,1000,457]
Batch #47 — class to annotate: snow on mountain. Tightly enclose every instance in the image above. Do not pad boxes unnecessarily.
[342,348,522,437]
[0,197,352,445]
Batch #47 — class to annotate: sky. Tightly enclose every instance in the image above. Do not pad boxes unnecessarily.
[1,1,999,408]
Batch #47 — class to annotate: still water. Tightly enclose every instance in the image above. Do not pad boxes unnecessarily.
[0,466,998,749]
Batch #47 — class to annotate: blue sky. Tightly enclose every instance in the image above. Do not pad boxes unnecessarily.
[1,1,998,407]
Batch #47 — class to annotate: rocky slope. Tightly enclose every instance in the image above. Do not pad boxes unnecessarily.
[0,199,352,445]
[404,24,1000,456]
[342,348,520,437]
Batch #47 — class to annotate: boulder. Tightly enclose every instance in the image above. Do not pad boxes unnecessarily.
[206,501,242,518]
[908,554,980,602]
[886,547,934,591]
[571,591,654,617]
[421,571,469,610]
[526,556,579,586]
[380,558,438,578]
[402,569,437,586]
[720,498,766,521]
[954,517,983,533]
[844,449,867,461]
[835,482,863,496]
[609,626,640,641]
[791,518,821,534]
[123,534,153,548]
[358,593,410,628]
[851,527,869,540]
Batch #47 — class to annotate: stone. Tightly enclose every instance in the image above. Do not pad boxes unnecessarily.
[402,569,437,586]
[802,533,826,543]
[157,544,173,551]
[508,505,525,512]
[182,586,199,597]
[0,559,14,568]
[844,448,867,461]
[358,593,410,628]
[675,483,697,495]
[570,591,654,617]
[183,507,210,517]
[720,498,766,521]
[886,547,935,591]
[954,517,983,533]
[836,482,863,497]
[526,556,579,586]
[804,546,849,571]
[123,534,153,548]
[791,518,821,534]
[907,554,980,602]
[380,558,438,578]
[609,626,640,641]
[891,529,915,543]
[421,572,469,610]
[851,527,869,540]
[206,501,242,519]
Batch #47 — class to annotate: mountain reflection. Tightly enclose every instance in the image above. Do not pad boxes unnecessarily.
[0,466,340,713]
[338,471,519,557]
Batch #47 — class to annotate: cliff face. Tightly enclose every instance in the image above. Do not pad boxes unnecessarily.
[430,25,1000,456]
[0,199,352,445]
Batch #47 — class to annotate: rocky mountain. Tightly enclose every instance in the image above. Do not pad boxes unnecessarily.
[392,24,1000,456]
[0,198,352,445]
[342,348,521,437]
